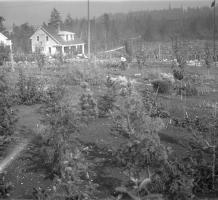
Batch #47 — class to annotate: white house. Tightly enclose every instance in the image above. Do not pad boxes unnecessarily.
[0,32,12,46]
[30,26,85,56]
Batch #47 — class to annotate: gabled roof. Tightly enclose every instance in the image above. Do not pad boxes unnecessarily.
[59,31,75,35]
[31,25,85,46]
[0,32,8,40]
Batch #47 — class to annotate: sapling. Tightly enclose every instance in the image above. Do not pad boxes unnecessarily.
[110,82,169,199]
[204,42,212,77]
[35,48,45,71]
[79,82,98,122]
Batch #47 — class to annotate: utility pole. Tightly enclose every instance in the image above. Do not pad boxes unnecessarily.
[87,0,91,60]
[159,44,161,60]
[212,0,216,65]
[10,42,14,71]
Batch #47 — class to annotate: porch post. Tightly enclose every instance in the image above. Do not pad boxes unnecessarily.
[82,44,85,54]
[61,46,64,55]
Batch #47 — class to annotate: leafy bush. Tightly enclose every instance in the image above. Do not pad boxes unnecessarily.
[0,72,16,136]
[141,86,170,119]
[48,146,98,200]
[16,69,45,105]
[0,172,13,198]
[110,83,196,199]
[35,51,46,71]
[79,83,98,122]
[174,82,198,97]
[106,62,120,69]
[152,80,171,94]
[0,45,10,66]
[149,160,194,200]
[173,69,184,81]
[98,77,117,117]
[13,53,36,63]
[171,113,218,195]
[32,145,98,200]
[26,93,99,199]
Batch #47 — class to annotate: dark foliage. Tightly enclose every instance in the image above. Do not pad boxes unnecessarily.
[97,77,117,117]
[173,69,184,81]
[11,23,34,54]
[152,80,171,94]
[174,82,198,97]
[0,45,10,66]
[0,72,15,136]
[0,173,13,198]
[16,69,45,105]
[149,160,194,200]
[35,50,46,71]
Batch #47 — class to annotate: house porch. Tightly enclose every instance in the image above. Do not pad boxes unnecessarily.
[56,44,85,56]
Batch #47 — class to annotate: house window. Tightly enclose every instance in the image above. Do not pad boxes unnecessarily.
[66,35,68,41]
[37,36,39,41]
[49,47,51,54]
[46,36,49,41]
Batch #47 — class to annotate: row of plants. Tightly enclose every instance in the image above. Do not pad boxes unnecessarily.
[0,69,16,198]
[3,64,217,199]
[96,76,218,199]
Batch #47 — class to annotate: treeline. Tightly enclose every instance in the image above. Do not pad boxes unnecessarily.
[1,6,218,54]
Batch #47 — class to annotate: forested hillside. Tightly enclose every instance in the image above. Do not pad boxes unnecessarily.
[4,6,218,53]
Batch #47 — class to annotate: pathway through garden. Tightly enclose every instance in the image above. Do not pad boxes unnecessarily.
[3,104,52,199]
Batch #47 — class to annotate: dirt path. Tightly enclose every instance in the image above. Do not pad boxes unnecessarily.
[4,104,52,199]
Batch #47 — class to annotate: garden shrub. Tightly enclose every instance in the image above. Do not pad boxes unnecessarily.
[106,62,119,69]
[79,83,98,122]
[0,45,10,66]
[26,92,99,199]
[152,80,171,94]
[0,172,13,198]
[0,73,14,197]
[48,145,98,200]
[61,69,84,86]
[149,160,194,200]
[14,54,36,63]
[171,113,218,195]
[110,83,197,199]
[35,51,46,71]
[173,69,184,81]
[32,145,98,200]
[141,86,170,119]
[0,72,16,136]
[16,69,45,105]
[174,82,198,97]
[97,77,117,117]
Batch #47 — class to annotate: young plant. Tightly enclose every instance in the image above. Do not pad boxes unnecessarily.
[98,76,117,117]
[110,83,170,199]
[0,172,13,198]
[79,82,98,123]
[204,42,212,76]
[35,48,46,71]
[0,71,15,137]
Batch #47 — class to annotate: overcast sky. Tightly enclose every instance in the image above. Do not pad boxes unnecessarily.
[0,0,205,1]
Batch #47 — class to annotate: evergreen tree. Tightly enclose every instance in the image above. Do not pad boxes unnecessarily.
[0,16,5,33]
[64,14,74,31]
[49,8,62,29]
[11,23,34,53]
